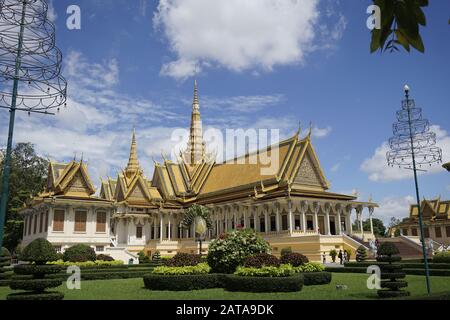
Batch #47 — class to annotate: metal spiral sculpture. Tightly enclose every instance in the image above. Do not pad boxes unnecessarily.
[387,86,442,169]
[0,0,66,250]
[386,85,442,295]
[0,0,66,114]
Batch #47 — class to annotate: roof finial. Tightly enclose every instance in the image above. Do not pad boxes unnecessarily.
[125,128,141,177]
[193,79,199,109]
[296,121,302,139]
[307,121,313,138]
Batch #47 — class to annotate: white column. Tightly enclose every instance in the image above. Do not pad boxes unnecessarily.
[264,210,269,234]
[325,206,331,235]
[168,213,171,241]
[346,208,353,234]
[336,210,342,235]
[288,199,293,234]
[359,209,364,239]
[159,213,163,241]
[313,203,319,234]
[369,207,374,235]
[276,206,280,232]
[243,209,247,228]
[301,205,307,233]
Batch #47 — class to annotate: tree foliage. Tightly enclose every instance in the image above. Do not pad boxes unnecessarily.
[0,143,48,251]
[363,218,386,237]
[370,0,428,53]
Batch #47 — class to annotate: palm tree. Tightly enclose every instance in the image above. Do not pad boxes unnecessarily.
[181,205,212,255]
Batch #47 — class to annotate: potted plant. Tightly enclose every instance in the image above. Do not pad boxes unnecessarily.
[329,249,337,263]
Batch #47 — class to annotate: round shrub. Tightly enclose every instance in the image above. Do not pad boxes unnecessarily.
[223,274,304,292]
[207,229,271,274]
[63,244,96,262]
[378,242,400,257]
[13,264,62,277]
[96,254,114,261]
[302,272,332,286]
[244,253,280,268]
[356,246,368,262]
[21,238,57,265]
[163,253,202,267]
[9,278,62,292]
[280,247,292,257]
[280,252,309,267]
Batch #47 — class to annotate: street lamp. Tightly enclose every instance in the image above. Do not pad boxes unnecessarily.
[0,0,67,250]
[386,85,442,295]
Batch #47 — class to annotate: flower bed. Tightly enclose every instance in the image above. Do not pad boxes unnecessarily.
[152,263,210,275]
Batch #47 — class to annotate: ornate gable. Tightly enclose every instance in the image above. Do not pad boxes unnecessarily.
[65,170,92,196]
[294,152,323,188]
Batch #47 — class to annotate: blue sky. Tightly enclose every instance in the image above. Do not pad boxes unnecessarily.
[1,0,449,224]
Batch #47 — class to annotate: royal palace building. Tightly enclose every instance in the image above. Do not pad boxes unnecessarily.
[394,198,450,247]
[20,81,378,262]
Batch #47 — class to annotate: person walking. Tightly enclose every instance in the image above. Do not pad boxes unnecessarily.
[338,249,343,265]
[343,250,348,263]
[322,252,326,264]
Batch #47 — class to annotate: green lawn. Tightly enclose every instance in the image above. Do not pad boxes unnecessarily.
[1,273,449,300]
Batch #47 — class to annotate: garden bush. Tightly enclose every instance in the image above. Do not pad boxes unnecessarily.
[244,253,280,268]
[8,239,64,300]
[433,252,450,263]
[152,263,210,275]
[163,252,202,267]
[0,247,12,286]
[152,251,161,262]
[294,262,325,273]
[96,254,114,261]
[222,274,304,292]
[207,229,271,274]
[20,238,57,264]
[376,242,409,298]
[303,272,332,286]
[280,247,292,257]
[234,264,295,277]
[356,246,368,262]
[138,250,151,264]
[143,274,222,291]
[280,252,309,267]
[63,244,96,262]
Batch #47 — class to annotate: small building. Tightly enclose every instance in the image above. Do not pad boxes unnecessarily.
[396,198,450,246]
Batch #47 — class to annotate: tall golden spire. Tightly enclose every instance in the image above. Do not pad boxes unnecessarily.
[183,79,206,165]
[125,128,141,177]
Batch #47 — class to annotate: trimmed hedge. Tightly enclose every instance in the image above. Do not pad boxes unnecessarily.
[8,239,64,300]
[345,262,450,270]
[63,244,96,262]
[0,247,12,287]
[303,272,332,286]
[326,266,450,277]
[222,274,304,292]
[7,292,64,301]
[9,278,62,291]
[143,274,222,291]
[432,252,450,263]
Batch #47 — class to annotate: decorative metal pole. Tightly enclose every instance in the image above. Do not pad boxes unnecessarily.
[387,85,442,295]
[0,0,67,250]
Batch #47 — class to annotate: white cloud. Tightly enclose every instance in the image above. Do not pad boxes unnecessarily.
[361,125,450,182]
[374,195,415,225]
[203,94,285,113]
[154,0,345,80]
[312,126,332,138]
[330,163,340,172]
[47,0,57,22]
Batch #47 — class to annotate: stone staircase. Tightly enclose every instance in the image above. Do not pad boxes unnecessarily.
[378,237,431,259]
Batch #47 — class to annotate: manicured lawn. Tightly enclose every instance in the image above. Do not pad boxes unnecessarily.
[1,273,449,300]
